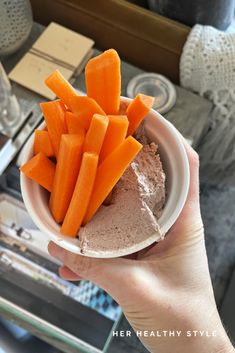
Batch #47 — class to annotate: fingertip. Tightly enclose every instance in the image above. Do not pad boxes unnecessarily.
[182,138,199,165]
[48,241,64,260]
[47,241,55,255]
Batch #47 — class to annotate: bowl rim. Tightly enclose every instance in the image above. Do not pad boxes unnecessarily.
[20,96,190,258]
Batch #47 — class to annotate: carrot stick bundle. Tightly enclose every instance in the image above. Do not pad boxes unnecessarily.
[83,114,109,155]
[126,94,155,136]
[34,130,54,157]
[50,133,85,223]
[68,96,105,130]
[22,49,149,238]
[83,136,142,224]
[61,153,98,237]
[99,115,129,163]
[40,100,68,158]
[45,70,78,110]
[20,153,56,192]
[85,49,121,114]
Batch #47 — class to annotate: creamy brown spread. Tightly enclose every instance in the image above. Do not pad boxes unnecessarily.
[79,141,166,254]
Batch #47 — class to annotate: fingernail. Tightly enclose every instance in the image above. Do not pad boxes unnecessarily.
[59,266,82,281]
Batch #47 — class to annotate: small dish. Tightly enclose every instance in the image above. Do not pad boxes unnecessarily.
[20,97,189,258]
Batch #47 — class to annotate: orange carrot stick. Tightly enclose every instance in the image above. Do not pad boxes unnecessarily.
[83,114,109,155]
[85,49,121,114]
[126,94,155,136]
[65,112,86,135]
[49,133,85,223]
[68,96,105,130]
[99,115,129,163]
[20,153,55,192]
[83,136,142,224]
[34,130,54,157]
[61,153,98,237]
[40,100,68,158]
[45,70,78,110]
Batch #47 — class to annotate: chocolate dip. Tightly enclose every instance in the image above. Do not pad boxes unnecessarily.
[79,142,166,255]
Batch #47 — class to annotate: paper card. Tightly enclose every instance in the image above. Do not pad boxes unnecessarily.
[8,22,94,99]
[9,53,72,100]
[32,22,94,69]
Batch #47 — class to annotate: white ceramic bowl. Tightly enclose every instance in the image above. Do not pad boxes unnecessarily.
[20,97,189,258]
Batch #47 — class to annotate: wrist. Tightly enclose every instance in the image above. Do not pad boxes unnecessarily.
[179,310,234,353]
[145,298,233,353]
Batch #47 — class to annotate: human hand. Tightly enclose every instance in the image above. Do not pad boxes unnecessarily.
[48,141,234,353]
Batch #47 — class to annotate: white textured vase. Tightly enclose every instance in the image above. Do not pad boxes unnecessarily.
[0,0,33,56]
